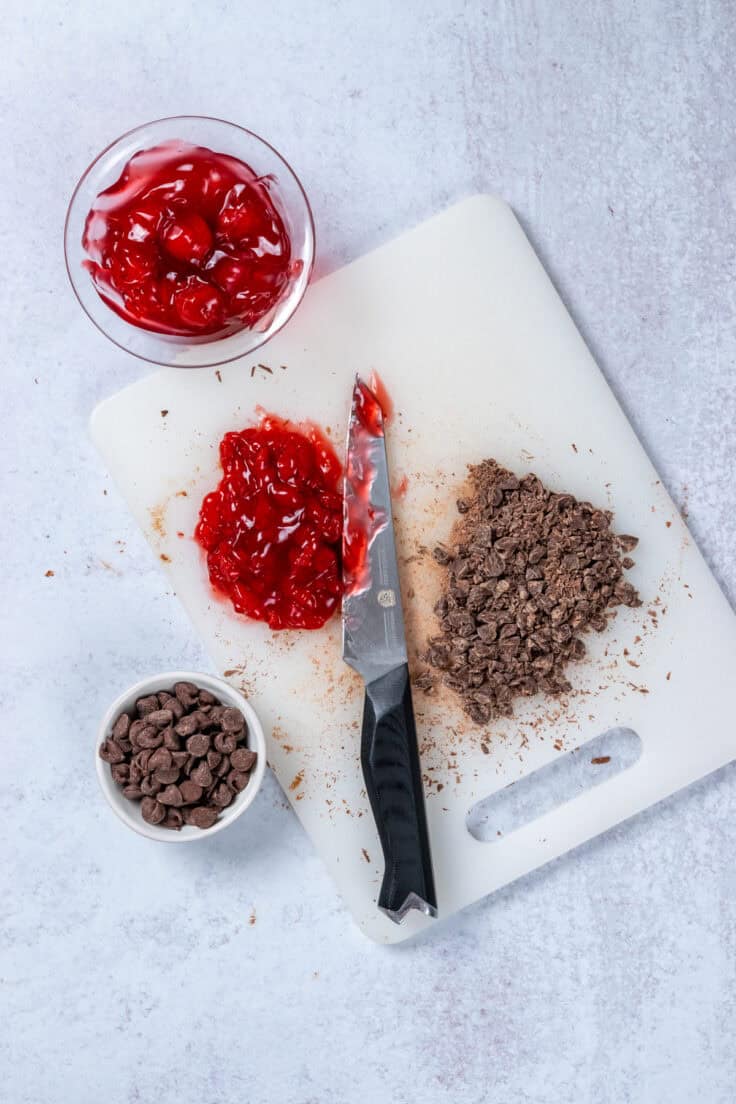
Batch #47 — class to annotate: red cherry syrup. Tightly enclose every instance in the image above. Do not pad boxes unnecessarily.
[195,415,343,630]
[82,141,297,337]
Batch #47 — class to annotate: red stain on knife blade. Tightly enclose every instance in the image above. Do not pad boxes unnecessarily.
[343,375,392,597]
[368,370,393,423]
[352,376,385,436]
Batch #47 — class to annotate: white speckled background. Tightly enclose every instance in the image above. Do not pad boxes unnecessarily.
[2,2,735,1101]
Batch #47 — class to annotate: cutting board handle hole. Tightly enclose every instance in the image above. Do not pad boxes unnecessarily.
[466,727,642,842]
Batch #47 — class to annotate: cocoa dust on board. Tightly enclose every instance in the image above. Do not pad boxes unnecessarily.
[416,459,641,725]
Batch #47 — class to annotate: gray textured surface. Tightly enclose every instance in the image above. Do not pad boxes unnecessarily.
[2,2,735,1102]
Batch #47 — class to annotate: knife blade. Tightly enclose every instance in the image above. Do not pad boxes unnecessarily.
[342,376,437,924]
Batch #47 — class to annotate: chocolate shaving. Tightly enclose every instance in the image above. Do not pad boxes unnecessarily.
[424,459,641,725]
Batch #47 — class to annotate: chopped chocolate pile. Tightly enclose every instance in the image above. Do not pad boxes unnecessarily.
[419,460,641,725]
[99,682,257,830]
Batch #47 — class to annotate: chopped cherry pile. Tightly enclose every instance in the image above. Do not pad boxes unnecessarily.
[82,141,296,336]
[195,415,343,630]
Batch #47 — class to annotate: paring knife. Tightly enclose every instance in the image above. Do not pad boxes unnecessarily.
[342,376,437,924]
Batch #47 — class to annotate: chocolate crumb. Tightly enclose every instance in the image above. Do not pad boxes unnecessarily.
[591,756,611,765]
[161,409,168,417]
[215,369,222,383]
[361,848,370,863]
[45,569,55,577]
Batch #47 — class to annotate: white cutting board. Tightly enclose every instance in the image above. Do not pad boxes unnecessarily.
[91,195,736,943]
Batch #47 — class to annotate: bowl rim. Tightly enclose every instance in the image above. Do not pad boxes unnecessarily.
[64,114,315,368]
[95,669,267,842]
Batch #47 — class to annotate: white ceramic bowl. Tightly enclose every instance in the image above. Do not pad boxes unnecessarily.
[96,670,266,842]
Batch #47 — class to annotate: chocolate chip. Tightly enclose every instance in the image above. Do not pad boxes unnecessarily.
[230,748,257,772]
[154,767,181,785]
[174,681,199,707]
[162,727,181,750]
[190,761,213,789]
[136,694,160,718]
[158,693,184,721]
[171,750,189,770]
[128,719,147,744]
[162,808,183,830]
[122,784,143,800]
[140,776,162,797]
[216,755,231,777]
[220,707,245,733]
[148,747,172,772]
[227,770,250,793]
[214,731,237,755]
[141,797,165,825]
[207,750,222,770]
[188,709,215,731]
[111,763,130,785]
[112,713,131,740]
[136,725,163,749]
[179,780,204,804]
[134,748,154,772]
[175,714,198,737]
[198,690,218,706]
[185,806,219,829]
[212,782,234,807]
[146,708,173,729]
[186,733,211,757]
[157,784,183,807]
[99,739,125,764]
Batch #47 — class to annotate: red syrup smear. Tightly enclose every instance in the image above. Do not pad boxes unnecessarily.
[393,474,409,498]
[195,413,343,630]
[82,141,297,337]
[343,376,393,598]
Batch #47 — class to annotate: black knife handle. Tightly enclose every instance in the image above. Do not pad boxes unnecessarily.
[361,663,437,922]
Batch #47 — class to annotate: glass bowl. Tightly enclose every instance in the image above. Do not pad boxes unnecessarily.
[65,116,314,368]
